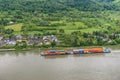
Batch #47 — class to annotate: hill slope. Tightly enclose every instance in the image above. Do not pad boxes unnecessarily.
[0,0,119,12]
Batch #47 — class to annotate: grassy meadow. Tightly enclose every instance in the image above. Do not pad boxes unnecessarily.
[5,23,22,31]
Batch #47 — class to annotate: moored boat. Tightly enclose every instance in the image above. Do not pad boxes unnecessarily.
[40,47,111,56]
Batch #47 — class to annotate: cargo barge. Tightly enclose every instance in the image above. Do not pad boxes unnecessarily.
[73,48,111,54]
[40,47,111,56]
[40,50,71,56]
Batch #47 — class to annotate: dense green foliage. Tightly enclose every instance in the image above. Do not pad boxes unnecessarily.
[0,0,120,48]
[0,0,120,12]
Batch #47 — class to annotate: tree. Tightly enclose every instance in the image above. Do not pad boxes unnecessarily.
[83,33,88,38]
[59,29,64,33]
[0,25,5,34]
[96,37,104,46]
[109,40,117,45]
[15,41,27,49]
[5,29,14,34]
[51,40,56,48]
[21,41,27,49]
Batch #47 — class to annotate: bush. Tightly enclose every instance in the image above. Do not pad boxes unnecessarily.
[115,38,120,44]
[109,40,118,45]
[59,29,65,33]
[51,41,56,48]
[42,44,51,48]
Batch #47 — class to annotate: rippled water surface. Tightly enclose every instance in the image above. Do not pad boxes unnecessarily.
[0,50,120,80]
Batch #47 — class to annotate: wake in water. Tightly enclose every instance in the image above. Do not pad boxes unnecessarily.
[111,50,120,53]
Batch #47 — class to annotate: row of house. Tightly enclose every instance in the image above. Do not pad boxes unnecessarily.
[0,35,60,46]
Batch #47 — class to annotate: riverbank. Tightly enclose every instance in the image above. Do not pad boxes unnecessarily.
[0,48,36,52]
[0,45,120,52]
[0,49,16,51]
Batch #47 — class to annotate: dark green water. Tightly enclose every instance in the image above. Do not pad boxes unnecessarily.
[0,50,120,80]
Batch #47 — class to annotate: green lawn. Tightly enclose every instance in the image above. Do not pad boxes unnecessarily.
[13,31,42,35]
[80,28,102,33]
[64,28,102,34]
[57,22,87,30]
[5,23,23,31]
[13,31,22,35]
[27,31,42,35]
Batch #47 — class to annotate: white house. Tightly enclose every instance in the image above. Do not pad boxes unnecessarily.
[8,41,16,45]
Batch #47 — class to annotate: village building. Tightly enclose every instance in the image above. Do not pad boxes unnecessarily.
[16,35,23,42]
[0,35,4,40]
[43,35,59,44]
[0,34,59,46]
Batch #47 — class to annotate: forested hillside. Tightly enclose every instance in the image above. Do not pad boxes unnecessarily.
[0,0,120,48]
[0,0,119,12]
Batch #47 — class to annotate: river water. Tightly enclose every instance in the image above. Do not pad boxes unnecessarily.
[0,50,120,80]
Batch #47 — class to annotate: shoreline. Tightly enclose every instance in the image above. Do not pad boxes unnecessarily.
[0,49,16,51]
[0,45,120,52]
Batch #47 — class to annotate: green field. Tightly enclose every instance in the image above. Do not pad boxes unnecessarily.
[3,11,120,35]
[108,11,120,20]
[5,23,22,31]
[4,20,116,35]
